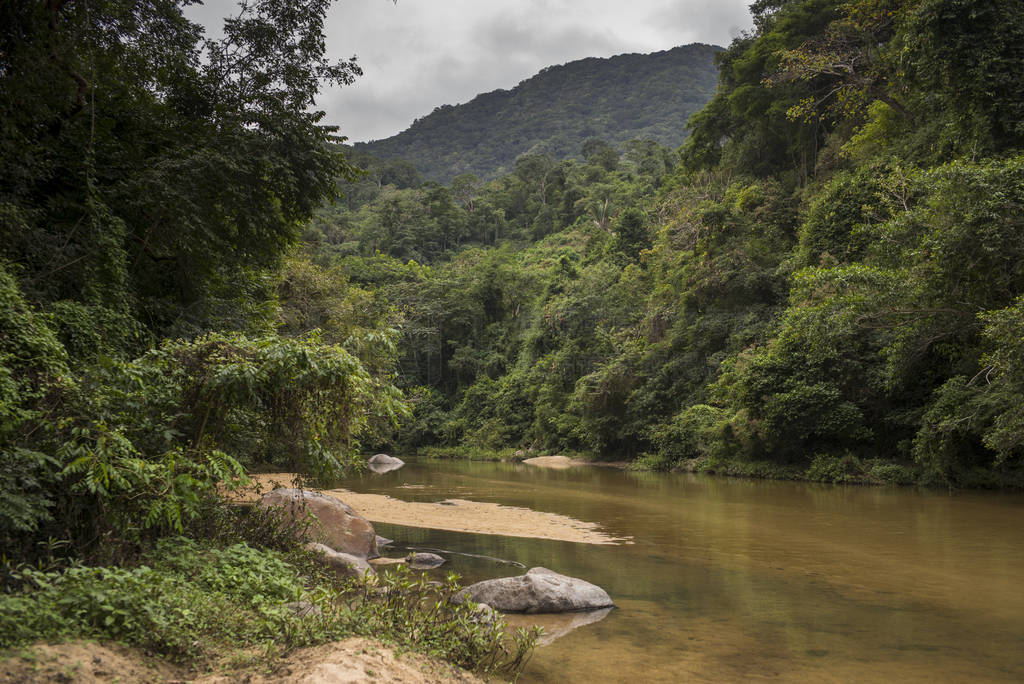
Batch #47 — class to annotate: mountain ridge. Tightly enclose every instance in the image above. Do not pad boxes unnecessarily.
[356,43,723,182]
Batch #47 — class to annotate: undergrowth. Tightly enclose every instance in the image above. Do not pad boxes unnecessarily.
[0,535,537,678]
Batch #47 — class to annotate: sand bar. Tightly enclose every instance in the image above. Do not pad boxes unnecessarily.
[521,455,628,469]
[235,473,629,545]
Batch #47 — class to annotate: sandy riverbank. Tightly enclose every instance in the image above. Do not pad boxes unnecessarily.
[522,455,630,469]
[236,473,630,545]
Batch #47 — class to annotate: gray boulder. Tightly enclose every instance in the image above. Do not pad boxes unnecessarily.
[405,552,446,569]
[305,542,375,579]
[259,489,378,558]
[367,453,405,474]
[457,567,613,613]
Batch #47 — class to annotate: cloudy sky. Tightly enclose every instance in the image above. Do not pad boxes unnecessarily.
[186,0,753,143]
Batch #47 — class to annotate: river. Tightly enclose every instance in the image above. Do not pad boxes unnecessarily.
[333,458,1024,682]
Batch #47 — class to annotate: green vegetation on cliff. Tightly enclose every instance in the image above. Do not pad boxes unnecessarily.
[357,44,722,182]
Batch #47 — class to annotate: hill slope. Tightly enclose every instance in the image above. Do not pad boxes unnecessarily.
[356,43,722,182]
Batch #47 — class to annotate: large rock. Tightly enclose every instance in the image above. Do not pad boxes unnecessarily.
[366,453,405,474]
[259,489,378,558]
[305,542,375,579]
[457,567,613,613]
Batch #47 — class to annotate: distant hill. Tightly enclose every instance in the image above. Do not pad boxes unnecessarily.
[356,43,722,183]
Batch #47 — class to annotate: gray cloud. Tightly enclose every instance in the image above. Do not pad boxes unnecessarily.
[186,0,752,143]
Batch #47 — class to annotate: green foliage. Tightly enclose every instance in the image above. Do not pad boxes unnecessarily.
[0,265,72,534]
[681,0,839,182]
[66,334,405,527]
[0,0,358,346]
[901,0,1024,155]
[0,539,536,676]
[2,331,407,555]
[912,296,1024,483]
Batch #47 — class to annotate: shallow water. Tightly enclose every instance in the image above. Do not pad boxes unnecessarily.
[336,459,1024,682]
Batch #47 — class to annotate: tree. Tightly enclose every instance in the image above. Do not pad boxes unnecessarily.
[0,0,360,344]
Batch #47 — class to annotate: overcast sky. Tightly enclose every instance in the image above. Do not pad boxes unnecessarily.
[185,0,753,143]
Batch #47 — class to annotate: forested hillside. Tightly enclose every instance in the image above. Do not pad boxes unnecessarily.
[357,44,721,182]
[304,0,1024,488]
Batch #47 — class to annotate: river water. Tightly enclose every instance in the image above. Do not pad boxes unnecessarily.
[334,458,1024,682]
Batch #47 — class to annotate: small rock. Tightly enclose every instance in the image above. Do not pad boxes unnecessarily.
[375,535,394,550]
[406,552,446,569]
[306,542,375,579]
[367,453,405,474]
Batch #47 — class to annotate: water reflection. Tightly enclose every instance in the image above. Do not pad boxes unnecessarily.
[506,607,613,646]
[338,459,1024,682]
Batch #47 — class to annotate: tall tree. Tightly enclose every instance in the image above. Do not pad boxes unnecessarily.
[0,0,360,348]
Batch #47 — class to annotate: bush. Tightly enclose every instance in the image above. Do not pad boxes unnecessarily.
[805,453,865,484]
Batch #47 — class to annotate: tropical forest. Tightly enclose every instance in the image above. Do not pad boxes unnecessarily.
[2,0,1024,682]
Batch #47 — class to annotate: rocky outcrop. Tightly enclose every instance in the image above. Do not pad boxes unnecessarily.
[259,489,378,558]
[457,567,613,613]
[367,453,405,474]
[406,552,446,569]
[305,542,375,579]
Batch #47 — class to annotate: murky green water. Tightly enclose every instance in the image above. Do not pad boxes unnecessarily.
[336,459,1024,682]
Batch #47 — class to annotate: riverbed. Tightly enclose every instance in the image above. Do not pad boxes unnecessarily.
[329,458,1024,682]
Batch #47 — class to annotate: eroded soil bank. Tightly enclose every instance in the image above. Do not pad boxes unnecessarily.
[0,639,483,683]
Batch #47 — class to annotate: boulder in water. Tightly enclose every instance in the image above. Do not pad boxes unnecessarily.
[457,567,613,613]
[259,489,378,558]
[367,453,405,474]
[406,552,446,569]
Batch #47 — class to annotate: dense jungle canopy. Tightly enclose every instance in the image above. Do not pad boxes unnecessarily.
[2,0,1024,571]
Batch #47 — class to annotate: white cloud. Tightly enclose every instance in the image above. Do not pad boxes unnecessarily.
[185,0,753,142]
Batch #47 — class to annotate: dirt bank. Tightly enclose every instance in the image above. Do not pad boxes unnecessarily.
[0,639,483,683]
[237,474,630,545]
